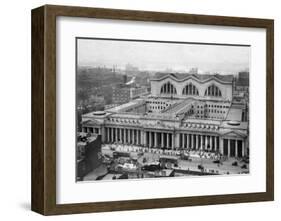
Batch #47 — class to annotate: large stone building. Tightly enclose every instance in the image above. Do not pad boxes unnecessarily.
[81,73,249,158]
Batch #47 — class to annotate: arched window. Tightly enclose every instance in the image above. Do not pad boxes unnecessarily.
[182,83,199,96]
[204,84,222,97]
[160,82,177,94]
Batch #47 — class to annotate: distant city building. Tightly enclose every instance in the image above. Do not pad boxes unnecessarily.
[88,94,105,104]
[82,72,249,158]
[125,63,139,75]
[130,86,148,99]
[112,86,148,104]
[189,67,198,74]
[112,76,148,104]
[235,71,249,92]
[233,71,249,122]
[123,74,127,84]
[112,86,131,104]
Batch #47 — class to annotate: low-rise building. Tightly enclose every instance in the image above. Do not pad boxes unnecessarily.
[76,133,102,181]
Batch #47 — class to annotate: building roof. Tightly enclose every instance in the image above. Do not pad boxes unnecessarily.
[226,107,243,121]
[151,72,234,84]
[106,99,145,113]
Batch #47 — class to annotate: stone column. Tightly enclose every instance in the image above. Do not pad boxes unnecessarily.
[235,140,238,157]
[161,133,164,148]
[135,130,139,145]
[119,128,121,143]
[154,132,157,148]
[191,134,194,149]
[146,131,149,147]
[167,133,170,149]
[205,135,208,150]
[105,128,108,143]
[200,135,203,150]
[242,140,245,157]
[196,135,199,150]
[187,134,190,149]
[228,139,231,157]
[142,131,146,146]
[214,136,217,151]
[172,133,175,150]
[174,133,179,149]
[193,134,196,149]
[132,129,135,144]
[210,136,213,151]
[181,134,185,148]
[123,129,126,143]
[111,128,114,142]
[139,130,142,145]
[107,128,110,143]
[110,128,112,142]
[220,138,224,155]
[114,128,116,142]
[149,132,152,148]
[132,130,135,144]
[139,131,142,145]
[119,128,122,143]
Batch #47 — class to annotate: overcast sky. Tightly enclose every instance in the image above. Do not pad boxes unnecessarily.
[77,38,250,74]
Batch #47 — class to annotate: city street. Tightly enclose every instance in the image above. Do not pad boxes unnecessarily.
[101,144,249,176]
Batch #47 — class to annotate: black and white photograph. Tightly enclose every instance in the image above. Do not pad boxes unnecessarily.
[76,38,250,182]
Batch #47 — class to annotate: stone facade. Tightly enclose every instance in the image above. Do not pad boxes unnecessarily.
[150,73,233,101]
[81,73,249,158]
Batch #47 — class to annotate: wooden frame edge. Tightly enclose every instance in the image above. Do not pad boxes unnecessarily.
[266,19,274,201]
[31,5,46,214]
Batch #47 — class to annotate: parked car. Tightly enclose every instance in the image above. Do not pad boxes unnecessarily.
[141,163,161,171]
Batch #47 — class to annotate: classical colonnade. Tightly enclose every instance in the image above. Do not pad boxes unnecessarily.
[178,133,219,151]
[105,127,142,145]
[222,138,245,157]
[103,127,245,157]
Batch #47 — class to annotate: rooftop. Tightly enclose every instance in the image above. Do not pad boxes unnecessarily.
[77,132,98,146]
[151,72,234,83]
[226,107,243,121]
[105,99,145,113]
